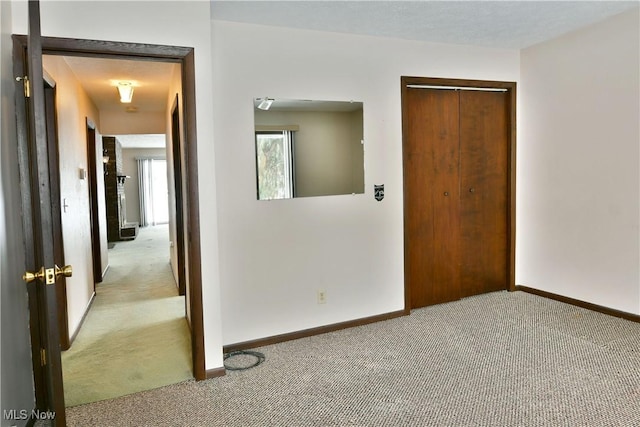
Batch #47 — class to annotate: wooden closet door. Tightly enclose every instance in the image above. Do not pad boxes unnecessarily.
[404,88,461,308]
[458,90,509,297]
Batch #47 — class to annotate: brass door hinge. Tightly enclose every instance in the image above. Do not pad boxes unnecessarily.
[40,348,46,366]
[16,76,30,98]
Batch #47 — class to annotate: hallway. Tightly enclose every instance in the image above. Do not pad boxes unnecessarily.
[61,225,192,407]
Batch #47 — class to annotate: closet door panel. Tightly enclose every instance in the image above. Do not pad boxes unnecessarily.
[459,90,509,297]
[404,88,461,308]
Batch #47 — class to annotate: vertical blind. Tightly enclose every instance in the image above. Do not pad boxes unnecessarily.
[137,158,169,227]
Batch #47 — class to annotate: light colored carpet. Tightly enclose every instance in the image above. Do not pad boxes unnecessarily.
[61,291,640,426]
[61,224,193,407]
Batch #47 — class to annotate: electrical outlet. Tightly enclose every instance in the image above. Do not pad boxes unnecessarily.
[317,290,327,304]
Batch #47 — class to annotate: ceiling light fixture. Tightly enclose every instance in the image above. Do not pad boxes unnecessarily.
[257,97,274,110]
[117,82,134,103]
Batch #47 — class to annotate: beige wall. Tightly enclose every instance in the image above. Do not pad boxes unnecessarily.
[518,9,640,314]
[100,110,165,135]
[255,109,365,197]
[349,109,365,194]
[42,55,103,338]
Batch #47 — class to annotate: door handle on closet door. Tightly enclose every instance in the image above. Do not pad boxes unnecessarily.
[469,188,475,193]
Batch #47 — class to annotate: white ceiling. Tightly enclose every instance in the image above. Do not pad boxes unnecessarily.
[59,56,176,148]
[211,1,639,49]
[58,1,638,148]
[115,134,167,149]
[62,56,176,113]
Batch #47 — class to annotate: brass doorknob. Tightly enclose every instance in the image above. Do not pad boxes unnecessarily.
[23,267,45,283]
[55,264,73,278]
[22,265,72,283]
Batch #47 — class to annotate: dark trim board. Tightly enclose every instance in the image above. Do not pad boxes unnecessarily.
[206,367,226,379]
[170,94,186,297]
[516,285,640,323]
[67,291,96,346]
[181,47,206,380]
[20,35,190,62]
[43,79,70,351]
[224,310,407,353]
[85,118,103,286]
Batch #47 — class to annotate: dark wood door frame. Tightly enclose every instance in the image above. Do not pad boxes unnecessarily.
[43,73,72,351]
[401,76,517,312]
[171,95,187,297]
[86,118,103,285]
[13,35,207,386]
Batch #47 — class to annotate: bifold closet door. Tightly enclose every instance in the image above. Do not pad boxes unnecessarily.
[404,88,461,308]
[458,90,509,297]
[404,86,509,310]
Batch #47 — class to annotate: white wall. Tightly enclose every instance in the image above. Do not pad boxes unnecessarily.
[12,0,223,369]
[518,9,640,314]
[212,20,520,345]
[42,55,100,338]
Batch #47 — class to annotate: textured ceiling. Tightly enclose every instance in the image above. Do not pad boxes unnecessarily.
[57,1,638,148]
[211,1,639,49]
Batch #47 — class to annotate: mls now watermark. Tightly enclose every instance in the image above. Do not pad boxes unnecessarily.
[3,409,56,421]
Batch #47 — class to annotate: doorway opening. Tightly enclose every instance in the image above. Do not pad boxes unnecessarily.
[45,53,193,405]
[13,34,207,418]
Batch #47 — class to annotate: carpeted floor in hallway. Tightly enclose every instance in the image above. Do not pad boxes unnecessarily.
[61,224,193,407]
